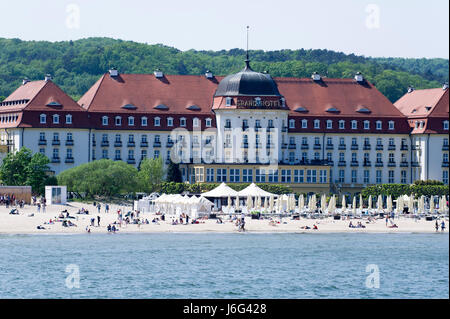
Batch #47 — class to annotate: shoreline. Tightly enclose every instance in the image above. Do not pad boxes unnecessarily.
[0,201,448,235]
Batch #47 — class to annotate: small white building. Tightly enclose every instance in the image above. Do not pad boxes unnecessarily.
[45,185,67,205]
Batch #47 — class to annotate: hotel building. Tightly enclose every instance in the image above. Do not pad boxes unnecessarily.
[0,60,448,195]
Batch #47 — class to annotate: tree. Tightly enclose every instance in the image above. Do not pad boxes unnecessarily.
[166,161,182,183]
[138,157,165,193]
[0,147,52,195]
[57,159,139,197]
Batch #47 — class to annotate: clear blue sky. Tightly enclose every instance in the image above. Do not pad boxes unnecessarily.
[0,0,448,58]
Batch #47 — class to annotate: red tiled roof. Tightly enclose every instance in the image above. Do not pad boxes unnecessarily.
[394,88,448,118]
[395,88,449,134]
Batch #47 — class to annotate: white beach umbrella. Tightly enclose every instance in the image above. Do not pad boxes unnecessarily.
[247,194,253,212]
[269,195,274,213]
[310,194,317,212]
[341,196,346,212]
[321,194,327,213]
[387,195,393,212]
[263,197,268,212]
[409,194,415,213]
[299,194,304,211]
[352,196,357,215]
[235,195,240,210]
[328,195,335,215]
[368,195,372,210]
[377,195,383,211]
[359,194,364,210]
[227,195,232,210]
[429,196,434,213]
[418,196,425,214]
[396,196,404,213]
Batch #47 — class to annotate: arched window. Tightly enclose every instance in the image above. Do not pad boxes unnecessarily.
[141,117,148,126]
[364,120,370,130]
[167,117,174,126]
[53,114,59,124]
[65,114,72,124]
[115,116,122,126]
[376,121,382,130]
[180,117,186,127]
[339,120,345,129]
[351,120,357,129]
[193,117,200,127]
[205,118,212,127]
[225,97,232,106]
[301,119,308,128]
[102,116,108,126]
[326,120,333,129]
[154,117,161,127]
[128,116,135,126]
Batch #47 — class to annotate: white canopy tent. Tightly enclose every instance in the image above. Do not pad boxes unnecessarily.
[237,183,276,198]
[201,182,239,197]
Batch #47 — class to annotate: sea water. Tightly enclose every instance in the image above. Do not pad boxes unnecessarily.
[0,233,447,298]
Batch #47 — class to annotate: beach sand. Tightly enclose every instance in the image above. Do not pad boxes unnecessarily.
[0,201,448,235]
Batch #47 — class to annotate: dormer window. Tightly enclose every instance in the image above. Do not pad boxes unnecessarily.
[40,114,47,124]
[193,118,200,127]
[351,120,357,129]
[314,119,320,129]
[301,119,308,128]
[102,116,108,126]
[225,97,232,106]
[154,117,161,127]
[376,121,382,130]
[128,116,135,126]
[205,118,212,127]
[141,117,148,126]
[339,120,345,129]
[388,121,395,130]
[65,114,72,124]
[444,120,449,130]
[255,97,262,107]
[180,117,186,127]
[289,119,295,129]
[167,117,174,127]
[115,116,122,126]
[364,120,370,130]
[53,114,59,124]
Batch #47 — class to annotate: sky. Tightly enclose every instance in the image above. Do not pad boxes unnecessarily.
[0,0,448,59]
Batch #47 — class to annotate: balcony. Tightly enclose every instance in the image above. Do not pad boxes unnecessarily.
[338,161,346,167]
[363,144,371,150]
[224,126,232,131]
[288,144,296,149]
[266,127,274,132]
[242,125,249,131]
[114,157,122,161]
[387,161,396,167]
[51,157,60,163]
[313,144,321,150]
[400,161,409,167]
[92,140,96,147]
[52,140,60,146]
[375,161,384,167]
[388,145,396,151]
[140,141,149,147]
[443,145,449,151]
[281,126,288,132]
[266,143,274,149]
[101,141,109,147]
[166,141,174,148]
[127,141,136,148]
[443,161,449,168]
[401,144,408,151]
[241,143,249,149]
[301,144,309,150]
[350,161,359,167]
[153,142,161,148]
[255,143,261,149]
[363,161,371,167]
[65,140,74,146]
[254,126,261,132]
[65,157,74,163]
[411,161,420,167]
[326,144,334,150]
[114,141,122,147]
[127,158,136,164]
[38,139,47,146]
[281,143,287,149]
[376,145,383,150]
[351,144,359,150]
[338,144,346,150]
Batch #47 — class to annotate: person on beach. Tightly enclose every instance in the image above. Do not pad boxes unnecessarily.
[105,204,109,214]
[435,220,439,232]
[37,203,41,213]
[385,215,389,226]
[441,221,446,232]
[97,203,101,214]
[97,215,101,227]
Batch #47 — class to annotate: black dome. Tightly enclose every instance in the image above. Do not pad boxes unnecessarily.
[214,61,281,97]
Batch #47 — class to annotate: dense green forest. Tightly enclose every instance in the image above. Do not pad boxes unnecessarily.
[0,37,448,102]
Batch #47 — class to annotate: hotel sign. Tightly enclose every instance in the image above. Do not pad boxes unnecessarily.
[236,99,282,108]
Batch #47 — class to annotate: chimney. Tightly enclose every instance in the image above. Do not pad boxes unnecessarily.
[311,72,321,81]
[44,74,52,82]
[205,70,213,79]
[22,78,30,85]
[154,69,164,78]
[354,72,364,82]
[109,68,118,77]
[407,86,415,93]
[443,82,449,90]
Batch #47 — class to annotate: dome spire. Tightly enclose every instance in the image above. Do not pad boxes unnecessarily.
[245,26,251,70]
